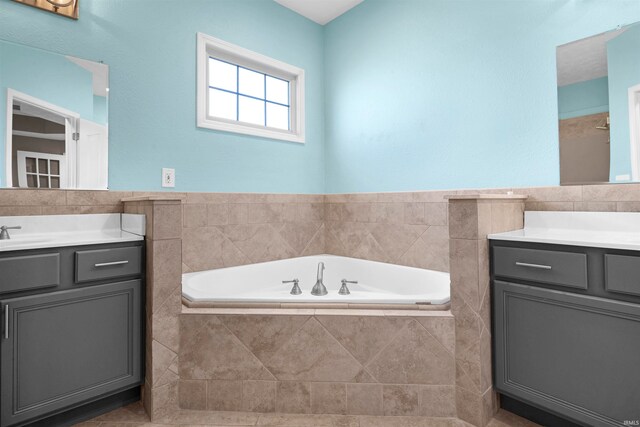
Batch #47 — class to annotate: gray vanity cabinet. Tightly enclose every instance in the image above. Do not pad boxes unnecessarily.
[492,242,640,427]
[0,242,144,427]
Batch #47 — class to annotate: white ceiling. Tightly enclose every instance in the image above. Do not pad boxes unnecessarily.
[556,28,625,87]
[274,0,364,25]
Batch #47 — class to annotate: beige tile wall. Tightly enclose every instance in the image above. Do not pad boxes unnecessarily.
[447,198,525,426]
[123,198,184,422]
[0,189,134,215]
[324,191,451,273]
[178,312,456,416]
[5,183,640,276]
[180,193,324,273]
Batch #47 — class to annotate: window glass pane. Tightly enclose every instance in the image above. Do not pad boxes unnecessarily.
[39,176,49,188]
[26,158,36,173]
[266,76,289,105]
[238,95,265,126]
[50,160,59,175]
[38,159,48,174]
[238,68,264,99]
[209,88,237,121]
[209,58,237,92]
[266,103,289,130]
[26,174,37,188]
[50,177,60,189]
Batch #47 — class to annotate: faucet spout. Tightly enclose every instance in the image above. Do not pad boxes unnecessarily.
[311,262,328,296]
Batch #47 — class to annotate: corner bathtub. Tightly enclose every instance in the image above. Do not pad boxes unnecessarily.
[182,255,450,309]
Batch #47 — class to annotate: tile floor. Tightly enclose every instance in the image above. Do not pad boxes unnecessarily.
[77,401,541,427]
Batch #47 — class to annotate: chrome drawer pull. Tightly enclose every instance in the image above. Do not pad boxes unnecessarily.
[94,260,129,268]
[4,304,8,340]
[515,262,552,270]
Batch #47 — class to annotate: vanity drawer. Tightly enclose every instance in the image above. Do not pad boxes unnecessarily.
[0,253,60,294]
[605,254,640,297]
[493,246,588,289]
[75,246,142,283]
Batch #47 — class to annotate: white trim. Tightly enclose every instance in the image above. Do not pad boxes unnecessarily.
[629,84,640,181]
[12,130,66,141]
[196,32,305,143]
[5,89,79,187]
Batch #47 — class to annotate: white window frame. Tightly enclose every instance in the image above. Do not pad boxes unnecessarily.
[196,32,305,143]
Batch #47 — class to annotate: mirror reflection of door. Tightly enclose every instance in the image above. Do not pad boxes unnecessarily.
[6,90,108,189]
[10,97,71,189]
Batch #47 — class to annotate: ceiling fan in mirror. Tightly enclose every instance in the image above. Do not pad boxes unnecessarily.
[12,0,78,20]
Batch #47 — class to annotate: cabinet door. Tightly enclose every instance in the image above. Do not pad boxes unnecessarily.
[1,280,141,427]
[493,281,640,427]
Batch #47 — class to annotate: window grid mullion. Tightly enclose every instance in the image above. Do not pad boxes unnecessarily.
[210,86,289,107]
[207,55,294,133]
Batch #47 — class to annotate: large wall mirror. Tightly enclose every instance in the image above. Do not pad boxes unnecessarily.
[557,22,640,185]
[0,39,108,190]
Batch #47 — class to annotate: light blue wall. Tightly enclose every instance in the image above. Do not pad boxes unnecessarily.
[323,0,640,193]
[557,77,609,120]
[3,0,639,193]
[0,0,325,193]
[608,24,640,181]
[0,40,97,187]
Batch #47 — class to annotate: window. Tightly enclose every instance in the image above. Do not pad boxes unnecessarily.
[197,33,305,143]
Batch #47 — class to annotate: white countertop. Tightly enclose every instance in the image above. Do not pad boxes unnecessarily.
[488,211,640,251]
[0,213,145,252]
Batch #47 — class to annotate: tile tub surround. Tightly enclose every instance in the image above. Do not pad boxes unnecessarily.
[178,310,456,417]
[123,197,184,422]
[180,193,325,273]
[447,195,526,427]
[81,400,542,427]
[324,191,451,273]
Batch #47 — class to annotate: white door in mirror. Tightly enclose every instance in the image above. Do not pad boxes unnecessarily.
[162,168,175,188]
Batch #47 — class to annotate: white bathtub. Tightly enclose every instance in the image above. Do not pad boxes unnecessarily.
[182,255,450,306]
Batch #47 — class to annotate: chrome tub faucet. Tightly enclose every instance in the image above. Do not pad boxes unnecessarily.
[311,262,328,296]
[0,225,21,240]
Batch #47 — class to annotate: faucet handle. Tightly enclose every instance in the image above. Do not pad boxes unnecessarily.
[339,279,357,295]
[283,279,302,295]
[0,225,21,240]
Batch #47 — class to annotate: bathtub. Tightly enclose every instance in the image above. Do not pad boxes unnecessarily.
[182,255,450,307]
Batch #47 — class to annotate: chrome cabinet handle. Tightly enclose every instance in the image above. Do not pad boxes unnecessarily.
[4,304,8,340]
[515,262,552,270]
[94,260,129,268]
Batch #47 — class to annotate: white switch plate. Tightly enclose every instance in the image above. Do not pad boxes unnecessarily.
[162,168,175,188]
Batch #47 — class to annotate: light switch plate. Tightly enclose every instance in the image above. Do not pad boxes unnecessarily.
[162,168,175,188]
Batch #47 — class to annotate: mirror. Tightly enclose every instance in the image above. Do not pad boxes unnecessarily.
[557,22,640,185]
[0,39,108,190]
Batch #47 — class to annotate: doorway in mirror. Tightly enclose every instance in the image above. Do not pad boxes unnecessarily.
[6,90,107,190]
